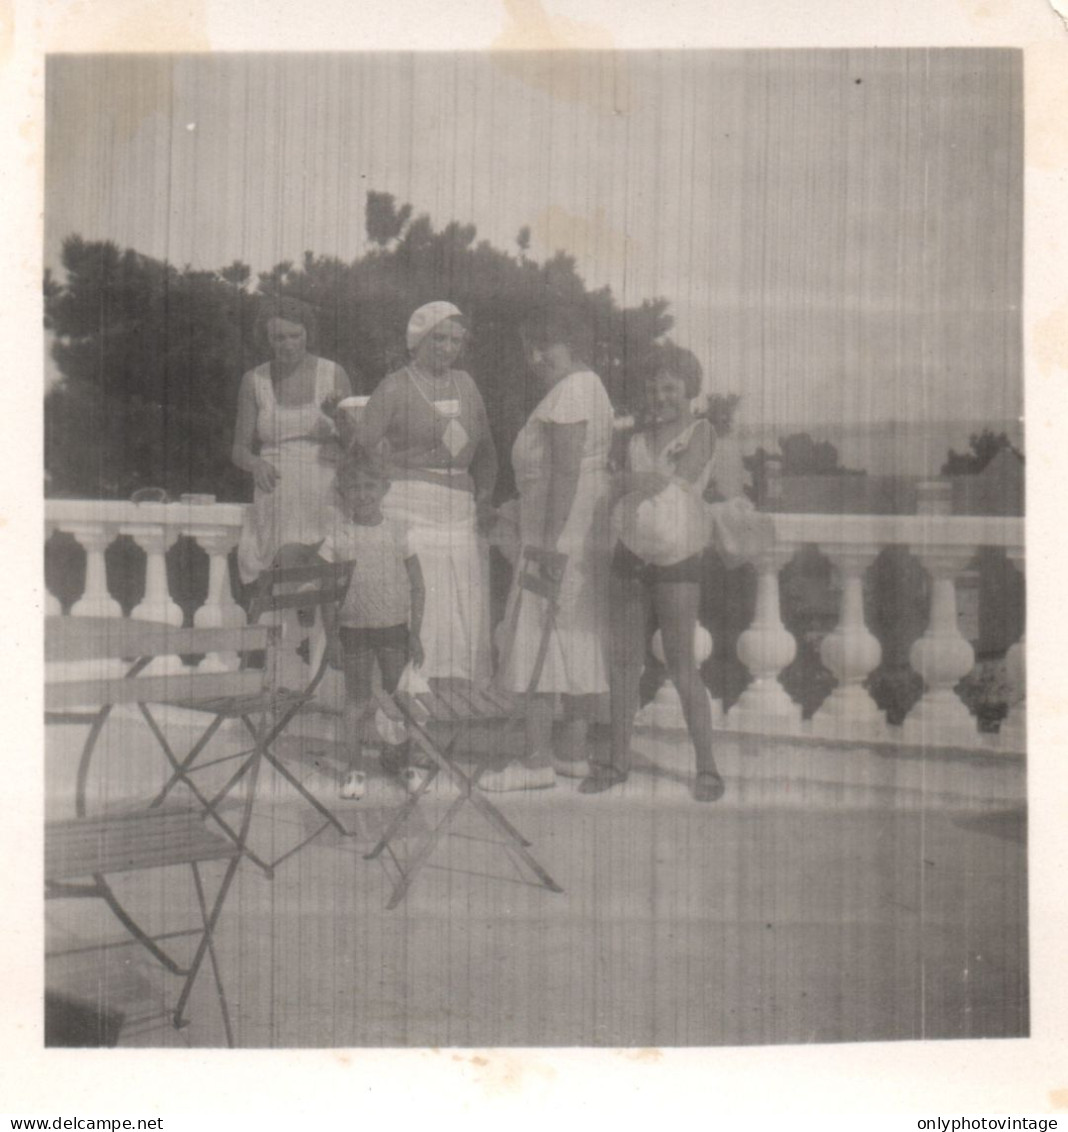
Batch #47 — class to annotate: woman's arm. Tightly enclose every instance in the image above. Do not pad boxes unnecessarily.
[466,379,500,528]
[468,383,499,496]
[353,372,397,454]
[672,419,715,487]
[542,420,587,551]
[232,371,280,492]
[405,554,426,667]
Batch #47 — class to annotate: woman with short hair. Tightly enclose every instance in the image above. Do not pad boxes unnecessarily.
[233,296,351,584]
[480,308,615,792]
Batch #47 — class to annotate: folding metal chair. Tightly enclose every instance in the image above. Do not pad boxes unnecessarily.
[364,546,568,908]
[146,560,355,875]
[45,620,275,1045]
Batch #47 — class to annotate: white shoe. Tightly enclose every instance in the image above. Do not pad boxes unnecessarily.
[401,765,433,795]
[478,763,557,793]
[339,770,367,800]
[551,755,590,779]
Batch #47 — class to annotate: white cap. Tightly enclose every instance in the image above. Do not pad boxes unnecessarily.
[406,301,464,352]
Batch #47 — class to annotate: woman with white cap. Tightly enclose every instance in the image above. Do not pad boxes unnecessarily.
[355,301,498,683]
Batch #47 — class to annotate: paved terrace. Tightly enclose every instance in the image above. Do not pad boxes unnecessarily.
[45,710,1027,1048]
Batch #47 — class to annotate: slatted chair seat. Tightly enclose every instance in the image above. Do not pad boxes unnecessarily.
[46,808,237,882]
[171,687,311,718]
[44,618,278,1046]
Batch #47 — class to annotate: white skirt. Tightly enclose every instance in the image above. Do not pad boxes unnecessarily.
[382,478,491,683]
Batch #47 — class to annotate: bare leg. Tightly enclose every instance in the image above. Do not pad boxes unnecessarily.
[341,637,376,779]
[524,692,555,768]
[652,580,721,787]
[606,572,650,774]
[376,643,411,772]
[558,694,597,758]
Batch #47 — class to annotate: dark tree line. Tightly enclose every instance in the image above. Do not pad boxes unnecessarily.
[44,192,680,502]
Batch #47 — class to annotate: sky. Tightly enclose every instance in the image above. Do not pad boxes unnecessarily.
[45,49,1024,471]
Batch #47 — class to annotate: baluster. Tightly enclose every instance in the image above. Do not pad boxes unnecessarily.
[67,523,122,619]
[999,547,1025,752]
[903,549,978,745]
[122,521,184,627]
[191,526,245,670]
[634,624,722,732]
[728,547,802,731]
[813,548,886,740]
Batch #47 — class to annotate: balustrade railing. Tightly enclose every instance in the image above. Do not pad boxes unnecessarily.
[44,500,1025,755]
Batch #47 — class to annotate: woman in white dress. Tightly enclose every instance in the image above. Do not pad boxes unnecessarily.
[233,298,351,584]
[480,309,615,793]
[355,302,498,683]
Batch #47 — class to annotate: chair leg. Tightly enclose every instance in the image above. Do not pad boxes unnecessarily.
[183,862,235,1048]
[93,876,188,976]
[146,710,226,807]
[384,792,468,910]
[364,765,440,861]
[174,724,265,1040]
[172,852,242,1040]
[236,712,350,838]
[260,748,349,834]
[140,707,274,876]
[379,720,564,904]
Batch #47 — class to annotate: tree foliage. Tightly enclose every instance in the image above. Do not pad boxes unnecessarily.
[941,429,1021,476]
[45,194,685,500]
[742,430,863,505]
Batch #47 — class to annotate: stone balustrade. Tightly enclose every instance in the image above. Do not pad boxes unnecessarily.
[45,500,1025,755]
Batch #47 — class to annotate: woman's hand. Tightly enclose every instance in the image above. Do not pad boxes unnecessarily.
[621,470,669,500]
[309,413,337,441]
[252,457,281,493]
[475,495,497,535]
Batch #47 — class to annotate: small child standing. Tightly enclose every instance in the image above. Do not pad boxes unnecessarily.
[319,449,425,800]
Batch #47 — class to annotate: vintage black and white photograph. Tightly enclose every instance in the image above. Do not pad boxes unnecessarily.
[40,45,1029,1053]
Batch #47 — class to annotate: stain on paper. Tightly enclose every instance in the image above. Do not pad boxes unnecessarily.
[1049,1090,1068,1110]
[622,1047,663,1063]
[492,0,631,115]
[44,0,211,53]
[0,0,12,65]
[494,0,613,51]
[1025,42,1068,172]
[464,1051,555,1098]
[1032,300,1068,377]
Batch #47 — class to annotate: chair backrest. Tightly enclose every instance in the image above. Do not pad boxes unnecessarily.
[514,546,568,604]
[246,560,354,623]
[45,622,275,712]
[494,546,569,700]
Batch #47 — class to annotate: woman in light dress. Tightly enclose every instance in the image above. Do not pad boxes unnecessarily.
[355,302,498,683]
[582,344,726,802]
[233,297,351,584]
[480,309,615,793]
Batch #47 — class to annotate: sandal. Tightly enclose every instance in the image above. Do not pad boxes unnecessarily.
[693,770,726,803]
[339,770,367,800]
[578,765,628,795]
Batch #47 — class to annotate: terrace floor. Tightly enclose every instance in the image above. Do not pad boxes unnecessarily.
[44,709,1028,1048]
